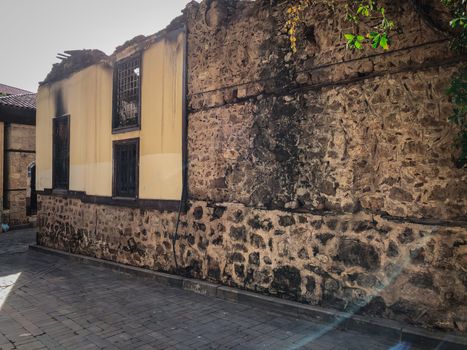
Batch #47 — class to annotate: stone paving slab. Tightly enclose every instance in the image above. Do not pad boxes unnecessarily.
[0,229,455,349]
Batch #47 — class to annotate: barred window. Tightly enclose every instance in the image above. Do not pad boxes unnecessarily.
[113,139,139,198]
[53,115,70,190]
[112,55,141,131]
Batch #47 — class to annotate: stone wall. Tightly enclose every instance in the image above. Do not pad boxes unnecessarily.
[38,0,467,332]
[186,0,466,220]
[188,66,466,220]
[4,124,35,226]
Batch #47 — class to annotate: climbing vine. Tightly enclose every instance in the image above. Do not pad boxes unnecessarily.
[442,0,467,51]
[447,67,467,167]
[443,0,466,167]
[284,0,466,167]
[284,1,395,52]
[285,0,310,53]
[343,0,395,50]
[285,0,335,53]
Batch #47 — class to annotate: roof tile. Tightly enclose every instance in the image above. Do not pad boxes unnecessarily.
[0,93,36,110]
[0,83,32,96]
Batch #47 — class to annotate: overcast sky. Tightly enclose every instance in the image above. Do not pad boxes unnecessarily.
[0,0,192,92]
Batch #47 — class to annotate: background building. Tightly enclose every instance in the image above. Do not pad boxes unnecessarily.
[0,84,36,228]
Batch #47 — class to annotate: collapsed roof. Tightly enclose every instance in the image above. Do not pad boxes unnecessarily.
[40,12,187,87]
[41,49,109,86]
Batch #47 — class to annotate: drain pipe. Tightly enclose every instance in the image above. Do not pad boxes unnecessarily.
[172,200,183,273]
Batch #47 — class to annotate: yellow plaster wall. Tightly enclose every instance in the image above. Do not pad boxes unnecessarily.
[139,32,185,200]
[36,64,113,196]
[36,31,185,200]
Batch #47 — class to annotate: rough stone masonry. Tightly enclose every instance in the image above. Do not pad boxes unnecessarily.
[38,0,467,332]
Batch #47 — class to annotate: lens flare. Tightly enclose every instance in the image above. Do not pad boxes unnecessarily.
[0,273,21,310]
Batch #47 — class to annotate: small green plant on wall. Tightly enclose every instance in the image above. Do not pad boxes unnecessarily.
[343,1,395,50]
[285,0,466,168]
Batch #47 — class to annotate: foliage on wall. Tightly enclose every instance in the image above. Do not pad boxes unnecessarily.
[443,0,466,167]
[343,0,395,50]
[447,67,467,167]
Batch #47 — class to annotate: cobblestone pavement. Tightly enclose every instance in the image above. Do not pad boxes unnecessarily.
[0,229,437,350]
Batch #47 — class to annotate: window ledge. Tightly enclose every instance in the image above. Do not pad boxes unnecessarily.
[111,196,137,201]
[52,189,69,196]
[111,125,141,135]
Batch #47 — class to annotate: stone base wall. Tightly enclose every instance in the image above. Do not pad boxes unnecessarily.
[38,194,467,332]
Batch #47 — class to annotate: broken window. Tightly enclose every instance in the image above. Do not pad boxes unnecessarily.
[112,55,141,132]
[53,115,70,190]
[113,138,139,198]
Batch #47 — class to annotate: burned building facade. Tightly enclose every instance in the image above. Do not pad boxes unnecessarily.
[36,0,466,332]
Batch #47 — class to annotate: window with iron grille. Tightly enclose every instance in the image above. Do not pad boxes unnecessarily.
[113,139,139,198]
[53,115,70,190]
[112,55,141,132]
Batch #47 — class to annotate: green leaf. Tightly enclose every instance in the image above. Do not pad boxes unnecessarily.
[451,18,460,27]
[371,33,380,49]
[344,33,355,40]
[380,35,389,50]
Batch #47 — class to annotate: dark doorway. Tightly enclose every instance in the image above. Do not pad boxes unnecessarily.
[27,163,37,215]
